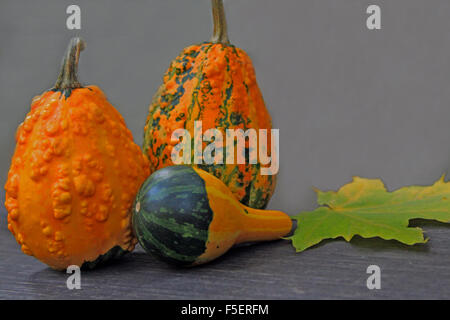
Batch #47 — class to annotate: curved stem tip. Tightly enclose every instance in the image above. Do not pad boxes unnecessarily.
[53,37,86,95]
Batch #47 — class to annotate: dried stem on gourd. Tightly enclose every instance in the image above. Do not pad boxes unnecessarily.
[210,0,230,44]
[53,37,85,94]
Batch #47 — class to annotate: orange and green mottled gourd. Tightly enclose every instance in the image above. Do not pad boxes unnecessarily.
[143,0,276,209]
[4,38,150,270]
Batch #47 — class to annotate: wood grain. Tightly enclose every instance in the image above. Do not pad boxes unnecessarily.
[0,204,449,299]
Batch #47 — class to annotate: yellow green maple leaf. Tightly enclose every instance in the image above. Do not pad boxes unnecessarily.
[288,176,450,252]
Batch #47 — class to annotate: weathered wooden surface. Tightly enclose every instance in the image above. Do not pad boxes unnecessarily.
[1,204,449,299]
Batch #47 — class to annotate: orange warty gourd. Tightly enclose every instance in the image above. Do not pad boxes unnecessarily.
[4,38,150,270]
[143,0,277,209]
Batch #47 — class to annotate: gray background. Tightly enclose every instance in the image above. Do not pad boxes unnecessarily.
[1,0,450,299]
